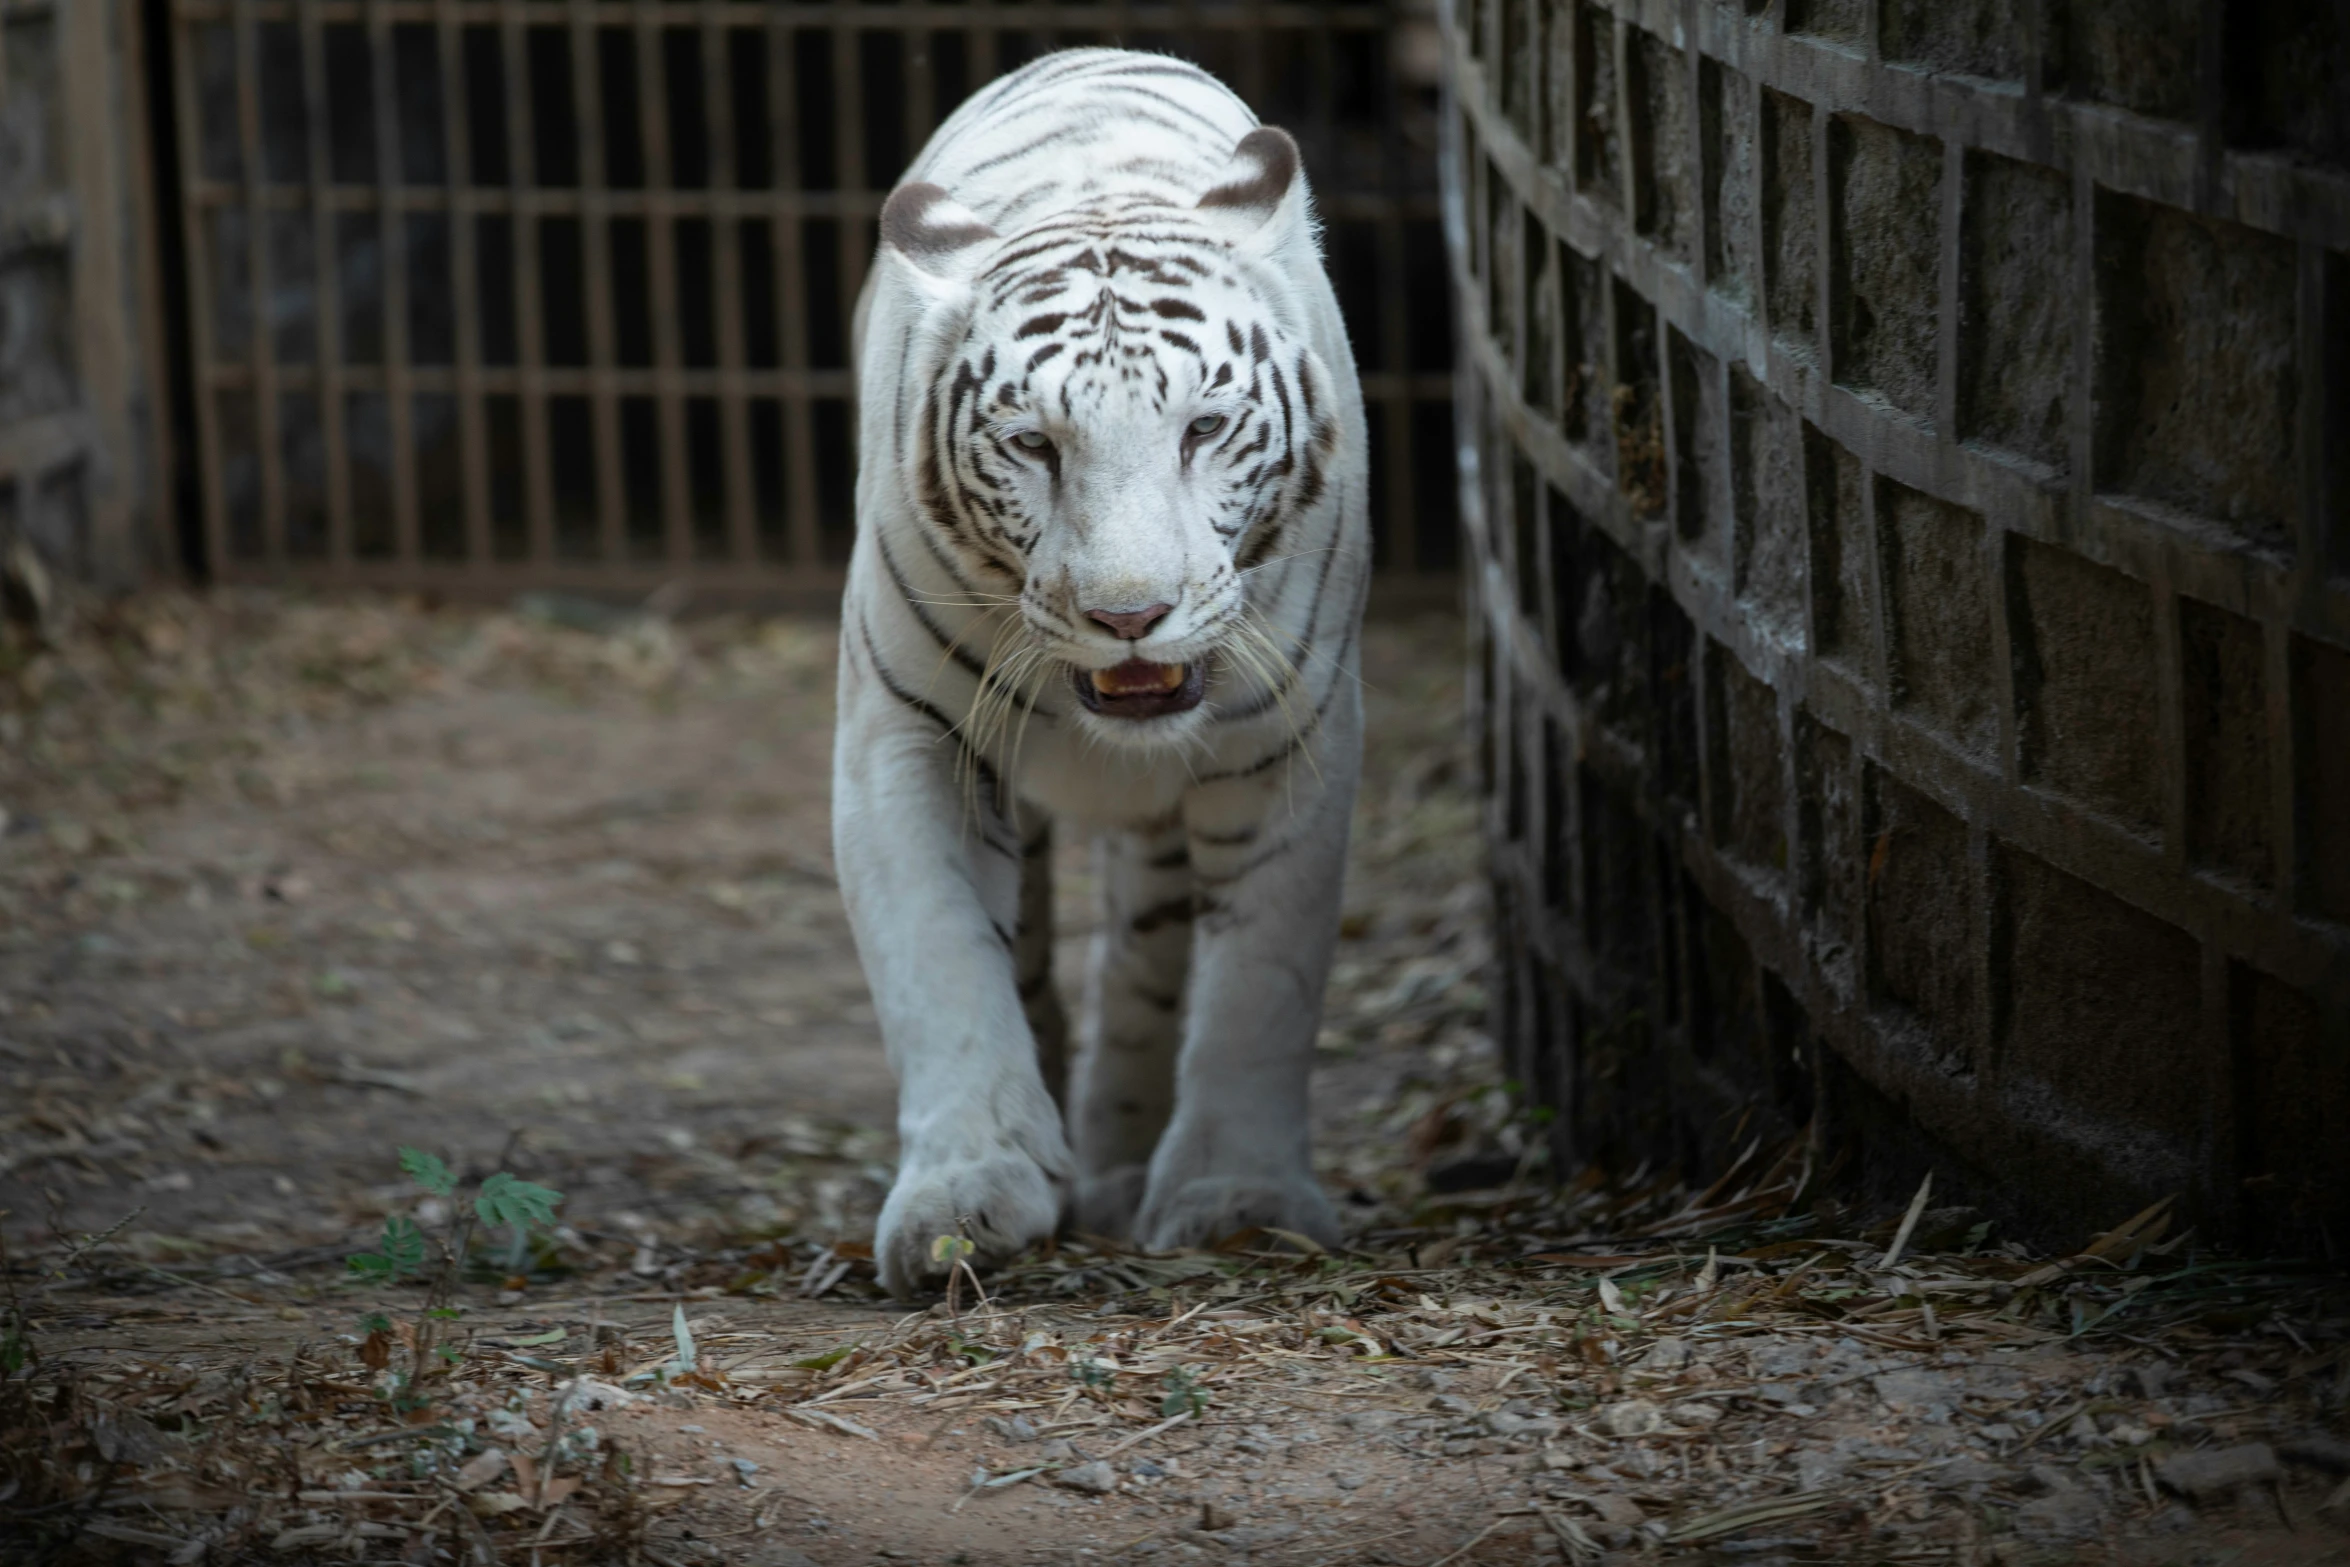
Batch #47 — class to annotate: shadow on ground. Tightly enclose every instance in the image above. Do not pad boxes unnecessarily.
[0,593,2343,1566]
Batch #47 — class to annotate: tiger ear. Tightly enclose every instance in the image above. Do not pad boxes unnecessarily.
[881,182,997,281]
[1196,127,1304,239]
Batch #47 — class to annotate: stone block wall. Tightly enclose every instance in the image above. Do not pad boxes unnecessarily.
[1445,0,2350,1251]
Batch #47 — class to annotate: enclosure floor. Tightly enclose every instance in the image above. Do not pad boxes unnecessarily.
[0,593,2340,1566]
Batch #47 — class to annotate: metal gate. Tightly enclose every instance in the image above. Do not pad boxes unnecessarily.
[163,1,1456,605]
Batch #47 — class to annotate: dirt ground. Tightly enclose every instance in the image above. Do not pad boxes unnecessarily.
[1,591,2346,1567]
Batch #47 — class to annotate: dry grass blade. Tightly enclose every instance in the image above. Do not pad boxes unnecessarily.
[1667,1491,1837,1543]
[1536,1506,1604,1565]
[783,1406,882,1442]
[1878,1171,1933,1271]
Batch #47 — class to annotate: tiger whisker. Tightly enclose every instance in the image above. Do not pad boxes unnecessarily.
[973,645,1041,770]
[974,643,1052,806]
[924,601,1016,704]
[1237,542,1357,578]
[1233,606,1324,795]
[1218,623,1305,816]
[951,618,1044,830]
[908,592,1025,608]
[1005,653,1055,788]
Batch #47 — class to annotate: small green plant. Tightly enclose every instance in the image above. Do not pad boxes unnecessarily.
[931,1229,990,1320]
[346,1145,563,1390]
[1160,1365,1210,1418]
[344,1215,426,1282]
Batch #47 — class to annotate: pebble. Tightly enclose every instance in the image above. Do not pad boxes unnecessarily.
[1794,1451,1844,1492]
[986,1414,1040,1443]
[2156,1442,2281,1499]
[1935,1457,2008,1489]
[1595,1399,1663,1438]
[1053,1461,1117,1496]
[1643,1337,1692,1371]
[1873,1369,1957,1419]
[2015,1486,2104,1542]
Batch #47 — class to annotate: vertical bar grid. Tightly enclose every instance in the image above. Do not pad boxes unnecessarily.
[568,4,623,567]
[165,0,1454,599]
[370,0,420,568]
[637,8,691,567]
[237,0,283,564]
[297,3,353,568]
[442,3,490,568]
[706,19,755,569]
[173,1,229,577]
[770,17,819,571]
[833,15,871,565]
[506,3,554,569]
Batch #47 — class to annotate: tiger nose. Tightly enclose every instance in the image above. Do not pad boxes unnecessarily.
[1085,603,1173,641]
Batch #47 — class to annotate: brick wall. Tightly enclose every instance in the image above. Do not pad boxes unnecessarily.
[1444,0,2350,1252]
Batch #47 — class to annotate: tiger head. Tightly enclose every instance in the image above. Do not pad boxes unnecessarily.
[879,129,1343,744]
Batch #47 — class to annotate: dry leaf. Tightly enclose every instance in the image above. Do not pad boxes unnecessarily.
[466,1491,530,1518]
[453,1446,508,1493]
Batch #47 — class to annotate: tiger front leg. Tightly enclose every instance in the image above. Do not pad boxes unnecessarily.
[1132,719,1361,1252]
[1069,818,1194,1238]
[833,662,1073,1298]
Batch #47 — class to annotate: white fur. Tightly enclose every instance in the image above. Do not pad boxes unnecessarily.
[833,50,1370,1296]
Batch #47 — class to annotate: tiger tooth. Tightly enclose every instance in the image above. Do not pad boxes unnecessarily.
[1092,661,1189,696]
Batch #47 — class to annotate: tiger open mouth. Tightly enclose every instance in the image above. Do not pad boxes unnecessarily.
[1071,656,1210,719]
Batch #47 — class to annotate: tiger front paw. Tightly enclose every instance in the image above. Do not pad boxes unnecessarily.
[1133,1171,1339,1253]
[875,1128,1071,1298]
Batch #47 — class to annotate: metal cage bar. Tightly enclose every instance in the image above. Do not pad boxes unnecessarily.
[166,0,1454,603]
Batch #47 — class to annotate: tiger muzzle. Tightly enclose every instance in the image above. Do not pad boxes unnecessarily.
[1071,656,1210,719]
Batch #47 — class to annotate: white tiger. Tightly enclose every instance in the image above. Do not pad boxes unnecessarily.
[835,48,1371,1297]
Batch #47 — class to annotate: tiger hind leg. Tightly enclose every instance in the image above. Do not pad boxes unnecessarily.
[1069,819,1192,1238]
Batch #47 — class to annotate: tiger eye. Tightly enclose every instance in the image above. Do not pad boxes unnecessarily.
[1012,431,1051,451]
[1189,413,1227,437]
